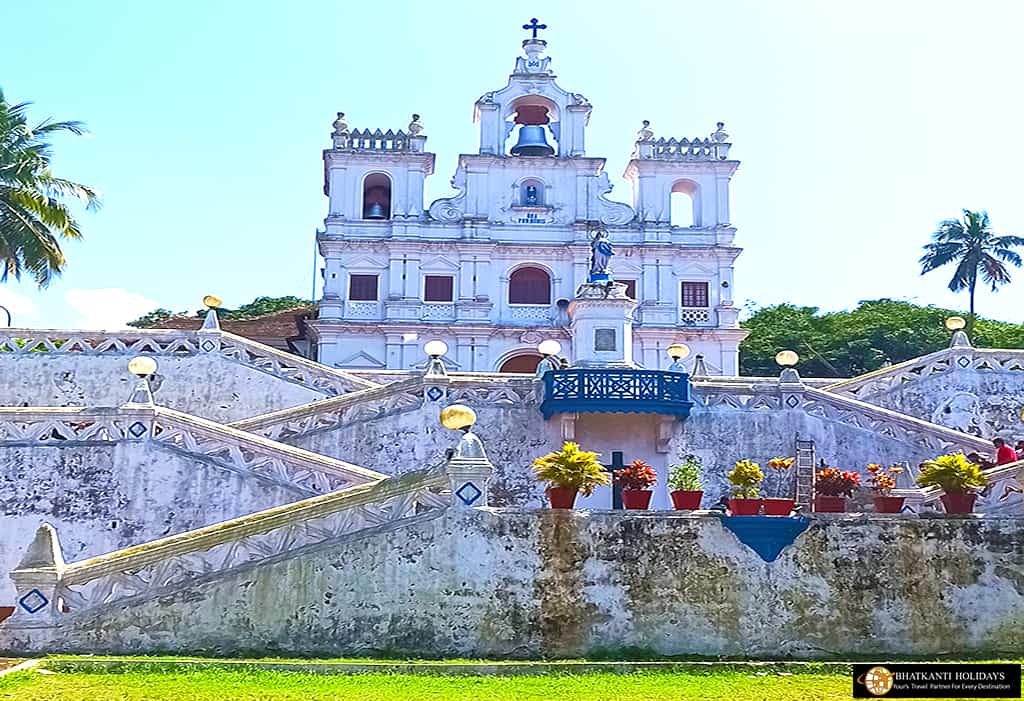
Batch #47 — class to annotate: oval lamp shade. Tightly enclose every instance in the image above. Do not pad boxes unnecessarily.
[127,356,158,377]
[424,340,448,358]
[202,295,223,309]
[945,316,966,331]
[439,404,476,430]
[537,340,561,356]
[775,350,799,367]
[667,343,690,360]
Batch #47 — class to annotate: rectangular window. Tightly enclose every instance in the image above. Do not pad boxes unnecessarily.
[348,274,378,301]
[620,279,637,300]
[424,275,454,302]
[681,281,709,308]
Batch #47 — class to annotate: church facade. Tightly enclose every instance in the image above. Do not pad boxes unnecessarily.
[309,25,747,374]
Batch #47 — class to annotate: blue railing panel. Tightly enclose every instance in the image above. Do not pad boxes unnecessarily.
[540,368,693,419]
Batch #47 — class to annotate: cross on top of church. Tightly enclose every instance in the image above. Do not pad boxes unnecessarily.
[522,18,547,39]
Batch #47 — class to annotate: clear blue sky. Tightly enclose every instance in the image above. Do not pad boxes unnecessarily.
[2,0,1023,328]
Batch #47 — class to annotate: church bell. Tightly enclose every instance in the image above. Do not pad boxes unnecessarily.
[510,125,555,157]
[365,202,387,219]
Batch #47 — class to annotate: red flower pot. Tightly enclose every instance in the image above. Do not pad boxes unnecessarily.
[873,496,905,514]
[546,487,578,509]
[814,495,846,513]
[763,498,795,516]
[940,492,977,515]
[670,490,703,510]
[621,489,653,510]
[728,498,762,516]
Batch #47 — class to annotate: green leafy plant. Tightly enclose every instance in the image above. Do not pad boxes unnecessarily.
[727,459,763,499]
[916,454,988,494]
[532,441,610,496]
[614,460,657,491]
[667,455,702,492]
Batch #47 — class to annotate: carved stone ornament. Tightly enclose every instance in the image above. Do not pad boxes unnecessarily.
[332,112,349,136]
[636,119,654,142]
[408,113,424,136]
[520,330,544,344]
[428,169,467,223]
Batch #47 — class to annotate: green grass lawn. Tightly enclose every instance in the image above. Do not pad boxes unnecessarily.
[2,663,1017,701]
[0,667,858,701]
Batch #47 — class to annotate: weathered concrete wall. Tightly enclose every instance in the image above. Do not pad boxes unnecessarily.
[23,510,1024,659]
[0,355,325,422]
[855,369,1024,440]
[670,407,950,506]
[0,442,306,604]
[286,397,556,507]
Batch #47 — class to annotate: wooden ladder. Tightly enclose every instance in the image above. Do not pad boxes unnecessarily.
[795,438,816,510]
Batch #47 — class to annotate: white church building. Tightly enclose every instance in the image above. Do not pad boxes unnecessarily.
[309,21,747,374]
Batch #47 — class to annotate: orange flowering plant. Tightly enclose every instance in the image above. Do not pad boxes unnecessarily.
[866,463,904,497]
[766,456,795,497]
[814,467,860,497]
[615,460,658,491]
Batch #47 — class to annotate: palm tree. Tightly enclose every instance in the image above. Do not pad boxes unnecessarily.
[919,209,1024,318]
[0,88,100,287]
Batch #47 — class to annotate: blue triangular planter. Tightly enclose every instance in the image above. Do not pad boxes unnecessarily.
[720,516,810,562]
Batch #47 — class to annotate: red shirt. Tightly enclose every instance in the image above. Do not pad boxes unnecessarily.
[996,445,1018,465]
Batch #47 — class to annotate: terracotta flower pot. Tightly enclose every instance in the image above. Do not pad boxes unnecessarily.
[873,496,905,514]
[814,495,846,513]
[940,492,977,515]
[670,490,703,510]
[621,489,653,510]
[763,498,795,516]
[728,498,762,516]
[546,487,578,509]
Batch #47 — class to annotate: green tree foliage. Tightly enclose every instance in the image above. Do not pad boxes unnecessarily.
[0,88,100,286]
[127,296,312,328]
[739,299,1024,377]
[919,209,1024,318]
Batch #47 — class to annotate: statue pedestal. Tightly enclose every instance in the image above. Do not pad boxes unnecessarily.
[568,282,638,367]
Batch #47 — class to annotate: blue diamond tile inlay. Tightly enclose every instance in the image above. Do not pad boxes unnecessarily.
[720,516,810,562]
[957,356,970,368]
[426,386,444,401]
[201,339,216,352]
[455,481,482,506]
[785,395,800,408]
[19,588,49,614]
[128,421,147,438]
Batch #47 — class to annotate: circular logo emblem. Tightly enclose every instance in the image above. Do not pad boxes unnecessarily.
[858,666,895,696]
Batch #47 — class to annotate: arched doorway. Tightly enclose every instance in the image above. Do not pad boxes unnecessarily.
[499,354,543,373]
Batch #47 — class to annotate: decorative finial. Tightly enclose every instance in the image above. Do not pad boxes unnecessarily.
[711,121,729,143]
[692,354,709,377]
[331,112,348,136]
[522,17,547,39]
[637,120,654,142]
[408,113,423,136]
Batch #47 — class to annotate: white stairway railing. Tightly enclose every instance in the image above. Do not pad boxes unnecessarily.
[0,328,378,397]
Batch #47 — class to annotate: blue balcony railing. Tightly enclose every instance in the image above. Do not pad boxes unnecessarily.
[540,368,694,419]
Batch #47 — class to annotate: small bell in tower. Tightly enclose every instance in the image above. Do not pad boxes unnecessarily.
[365,202,387,219]
[510,125,555,157]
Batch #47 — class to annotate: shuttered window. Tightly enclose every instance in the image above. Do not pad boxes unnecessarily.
[348,274,378,301]
[424,275,454,302]
[681,281,709,308]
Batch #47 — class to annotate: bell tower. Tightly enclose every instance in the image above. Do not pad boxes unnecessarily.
[474,20,592,158]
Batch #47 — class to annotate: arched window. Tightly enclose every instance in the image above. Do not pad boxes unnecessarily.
[362,173,392,220]
[508,267,551,305]
[499,354,543,373]
[519,179,545,206]
[670,180,699,227]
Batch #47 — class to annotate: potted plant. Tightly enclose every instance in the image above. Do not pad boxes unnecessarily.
[532,441,610,509]
[614,460,658,510]
[667,455,703,510]
[915,454,988,514]
[866,463,906,513]
[727,459,764,515]
[763,456,796,516]
[814,467,860,512]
